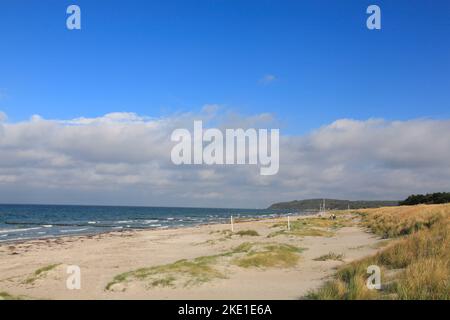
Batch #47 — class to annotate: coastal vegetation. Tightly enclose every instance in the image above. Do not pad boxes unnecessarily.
[0,292,23,300]
[235,230,260,237]
[23,264,60,285]
[106,258,226,290]
[200,229,259,245]
[5,201,448,299]
[399,192,450,206]
[231,243,303,268]
[314,252,345,262]
[267,216,349,238]
[307,204,450,300]
[106,242,304,291]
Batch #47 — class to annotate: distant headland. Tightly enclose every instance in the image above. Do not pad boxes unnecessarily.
[268,199,399,210]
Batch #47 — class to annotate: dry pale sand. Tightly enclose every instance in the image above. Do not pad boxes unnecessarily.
[0,214,385,300]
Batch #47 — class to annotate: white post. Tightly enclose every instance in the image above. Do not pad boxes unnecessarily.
[231,215,234,232]
[287,216,291,231]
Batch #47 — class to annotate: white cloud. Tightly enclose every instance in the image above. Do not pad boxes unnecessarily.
[0,111,449,208]
[259,74,277,85]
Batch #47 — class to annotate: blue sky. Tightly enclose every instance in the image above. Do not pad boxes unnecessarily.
[1,0,449,134]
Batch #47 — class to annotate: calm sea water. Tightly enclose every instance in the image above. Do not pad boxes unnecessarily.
[0,204,290,242]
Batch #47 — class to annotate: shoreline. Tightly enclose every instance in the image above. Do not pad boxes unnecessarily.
[0,212,318,245]
[0,211,383,299]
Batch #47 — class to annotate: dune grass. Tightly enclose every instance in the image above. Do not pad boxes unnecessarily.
[268,228,334,238]
[201,229,259,245]
[106,241,303,290]
[209,229,233,236]
[307,204,450,300]
[267,217,342,238]
[23,263,60,285]
[232,243,303,268]
[314,252,345,262]
[0,292,23,300]
[359,204,447,238]
[235,230,259,237]
[272,217,346,230]
[106,256,226,291]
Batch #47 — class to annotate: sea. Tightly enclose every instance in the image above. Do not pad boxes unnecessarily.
[0,204,291,243]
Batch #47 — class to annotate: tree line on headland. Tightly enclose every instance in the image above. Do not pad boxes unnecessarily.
[399,192,450,206]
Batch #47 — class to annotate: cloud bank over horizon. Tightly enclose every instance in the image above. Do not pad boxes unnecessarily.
[0,109,449,208]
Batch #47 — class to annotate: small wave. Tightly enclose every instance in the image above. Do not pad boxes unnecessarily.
[116,220,133,224]
[149,224,162,227]
[42,225,53,228]
[0,227,41,234]
[87,221,97,224]
[143,219,159,224]
[0,236,32,242]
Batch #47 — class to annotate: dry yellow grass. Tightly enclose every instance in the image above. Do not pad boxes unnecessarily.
[359,203,449,238]
[308,204,450,300]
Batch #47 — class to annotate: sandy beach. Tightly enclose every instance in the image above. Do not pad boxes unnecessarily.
[0,213,384,300]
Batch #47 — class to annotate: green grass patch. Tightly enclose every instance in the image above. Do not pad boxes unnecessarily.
[272,217,346,230]
[314,252,345,261]
[268,216,344,238]
[268,228,334,238]
[235,230,259,237]
[200,229,234,245]
[106,257,226,291]
[0,292,23,300]
[23,264,60,285]
[106,241,303,291]
[232,243,303,269]
[209,229,233,236]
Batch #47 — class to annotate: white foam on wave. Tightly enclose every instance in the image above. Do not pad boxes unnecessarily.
[59,228,89,233]
[143,219,159,224]
[0,236,32,242]
[0,227,41,234]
